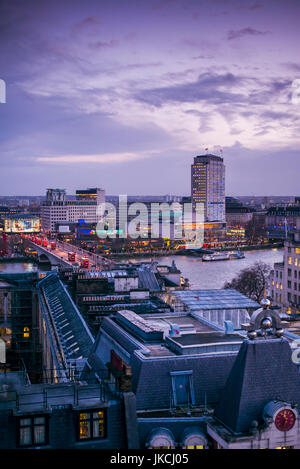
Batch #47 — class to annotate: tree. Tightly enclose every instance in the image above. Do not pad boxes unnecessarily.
[223,261,271,303]
[245,216,266,244]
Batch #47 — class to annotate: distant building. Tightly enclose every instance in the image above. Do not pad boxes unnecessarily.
[76,188,105,204]
[266,205,300,241]
[191,154,225,223]
[225,197,254,228]
[41,187,106,234]
[3,213,41,234]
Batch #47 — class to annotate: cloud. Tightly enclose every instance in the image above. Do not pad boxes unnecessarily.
[73,16,101,32]
[282,62,300,72]
[227,27,269,40]
[36,151,157,165]
[89,39,119,49]
[135,72,246,107]
[249,3,263,9]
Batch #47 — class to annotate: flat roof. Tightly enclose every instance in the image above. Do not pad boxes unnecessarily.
[171,332,243,346]
[110,310,244,358]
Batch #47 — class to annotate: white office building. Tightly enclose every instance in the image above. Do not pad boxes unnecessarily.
[41,188,105,233]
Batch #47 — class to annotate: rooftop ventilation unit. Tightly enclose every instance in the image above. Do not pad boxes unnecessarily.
[224,320,235,335]
[169,324,181,337]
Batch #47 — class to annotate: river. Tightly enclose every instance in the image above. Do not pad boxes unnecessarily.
[0,262,38,273]
[123,248,284,289]
[0,248,284,290]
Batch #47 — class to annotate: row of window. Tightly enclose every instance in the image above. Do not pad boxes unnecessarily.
[271,280,300,291]
[287,281,300,291]
[272,291,300,305]
[288,257,300,266]
[18,410,106,447]
[288,269,299,278]
[288,293,300,304]
[288,247,300,254]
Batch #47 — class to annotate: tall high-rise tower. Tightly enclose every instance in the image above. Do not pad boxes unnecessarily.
[191,154,225,222]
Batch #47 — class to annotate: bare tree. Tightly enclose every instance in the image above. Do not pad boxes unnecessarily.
[223,261,271,303]
[245,217,266,244]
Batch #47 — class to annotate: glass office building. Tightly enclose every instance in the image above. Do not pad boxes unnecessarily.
[191,154,225,223]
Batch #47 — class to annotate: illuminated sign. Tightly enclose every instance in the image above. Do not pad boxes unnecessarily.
[58,226,70,233]
[4,217,40,233]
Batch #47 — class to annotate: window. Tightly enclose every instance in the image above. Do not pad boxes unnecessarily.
[78,410,106,440]
[170,371,195,407]
[18,415,47,447]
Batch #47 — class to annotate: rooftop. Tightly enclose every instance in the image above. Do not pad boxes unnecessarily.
[172,289,259,311]
[109,310,244,358]
[38,272,94,366]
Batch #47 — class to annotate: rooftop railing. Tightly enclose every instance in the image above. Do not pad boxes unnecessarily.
[0,381,120,412]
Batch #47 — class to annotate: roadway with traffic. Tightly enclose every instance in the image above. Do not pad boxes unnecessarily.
[27,235,116,270]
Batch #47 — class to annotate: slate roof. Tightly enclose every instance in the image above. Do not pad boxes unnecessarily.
[138,269,161,291]
[130,352,236,411]
[214,337,300,434]
[38,272,94,362]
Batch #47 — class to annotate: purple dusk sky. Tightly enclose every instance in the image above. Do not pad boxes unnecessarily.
[0,0,299,196]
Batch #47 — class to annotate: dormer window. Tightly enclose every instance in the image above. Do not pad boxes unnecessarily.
[170,371,195,407]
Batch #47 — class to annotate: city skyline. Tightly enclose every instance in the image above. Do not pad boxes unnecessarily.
[1,0,300,196]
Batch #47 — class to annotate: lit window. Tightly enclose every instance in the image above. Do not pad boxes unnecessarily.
[288,257,292,265]
[23,327,30,338]
[19,415,47,447]
[78,410,105,440]
[153,446,171,449]
[187,445,204,449]
[275,446,293,449]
